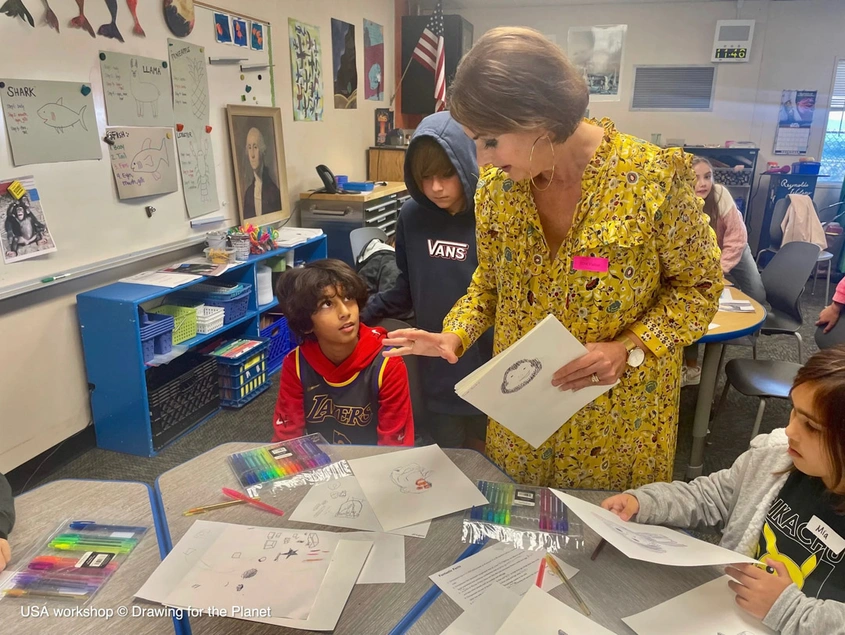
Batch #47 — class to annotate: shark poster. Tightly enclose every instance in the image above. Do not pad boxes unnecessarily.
[0,78,101,166]
[106,127,178,200]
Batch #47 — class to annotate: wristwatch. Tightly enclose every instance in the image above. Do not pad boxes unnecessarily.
[616,333,645,368]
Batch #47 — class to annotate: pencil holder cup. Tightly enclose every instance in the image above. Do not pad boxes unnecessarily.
[229,234,250,261]
[205,230,228,250]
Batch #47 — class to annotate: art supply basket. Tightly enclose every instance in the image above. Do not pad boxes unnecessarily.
[211,338,271,408]
[226,433,354,498]
[260,314,297,373]
[148,305,197,345]
[0,520,146,607]
[173,283,251,325]
[139,312,174,363]
[462,481,584,553]
[194,304,225,335]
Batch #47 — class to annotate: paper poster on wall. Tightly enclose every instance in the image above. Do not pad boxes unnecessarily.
[232,18,247,47]
[107,127,178,200]
[0,176,57,264]
[331,19,357,109]
[567,25,626,102]
[168,39,210,127]
[99,51,175,127]
[213,12,231,43]
[175,125,220,218]
[774,89,817,155]
[0,79,101,166]
[288,19,324,122]
[250,22,264,51]
[363,19,383,101]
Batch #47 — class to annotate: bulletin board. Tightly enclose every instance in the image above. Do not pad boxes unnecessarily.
[0,2,273,300]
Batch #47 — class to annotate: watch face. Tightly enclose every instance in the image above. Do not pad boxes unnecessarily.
[629,348,646,367]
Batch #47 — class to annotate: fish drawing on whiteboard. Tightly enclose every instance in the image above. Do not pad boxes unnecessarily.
[390,464,433,494]
[37,98,88,133]
[131,138,169,180]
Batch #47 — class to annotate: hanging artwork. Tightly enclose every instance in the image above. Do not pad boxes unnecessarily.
[363,19,383,101]
[232,17,247,47]
[97,0,124,43]
[163,0,194,37]
[251,21,264,51]
[213,12,231,44]
[774,89,817,155]
[100,51,174,127]
[69,0,95,37]
[106,127,179,199]
[127,0,144,37]
[0,0,34,26]
[175,124,220,218]
[374,108,393,146]
[567,24,627,102]
[0,176,57,264]
[288,19,324,122]
[0,78,102,166]
[42,0,59,32]
[331,19,357,109]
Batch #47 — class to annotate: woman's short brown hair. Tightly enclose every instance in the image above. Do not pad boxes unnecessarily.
[448,27,589,142]
[409,137,456,194]
[275,259,367,342]
[792,346,845,509]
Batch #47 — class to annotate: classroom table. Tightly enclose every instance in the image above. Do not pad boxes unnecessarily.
[0,479,177,635]
[406,489,726,635]
[155,443,510,634]
[686,288,767,479]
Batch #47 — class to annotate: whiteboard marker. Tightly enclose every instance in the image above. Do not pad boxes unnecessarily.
[41,274,71,283]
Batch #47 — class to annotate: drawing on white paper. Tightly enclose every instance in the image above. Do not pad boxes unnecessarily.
[130,138,170,181]
[37,98,87,133]
[594,513,687,553]
[390,464,433,494]
[264,540,277,550]
[188,57,208,121]
[242,568,258,578]
[336,499,363,519]
[190,139,212,202]
[283,548,298,559]
[501,358,542,394]
[232,552,242,559]
[130,58,161,118]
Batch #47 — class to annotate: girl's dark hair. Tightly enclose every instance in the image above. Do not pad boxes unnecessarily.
[692,156,720,232]
[448,27,588,143]
[275,259,367,341]
[792,346,845,510]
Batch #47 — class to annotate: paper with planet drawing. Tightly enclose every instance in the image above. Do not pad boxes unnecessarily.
[106,127,178,200]
[0,78,101,166]
[455,314,616,448]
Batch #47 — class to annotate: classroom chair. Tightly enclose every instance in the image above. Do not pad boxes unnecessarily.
[350,227,389,264]
[374,318,425,436]
[814,317,845,350]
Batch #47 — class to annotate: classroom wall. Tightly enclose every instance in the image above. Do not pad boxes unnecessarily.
[0,0,395,472]
[453,0,845,248]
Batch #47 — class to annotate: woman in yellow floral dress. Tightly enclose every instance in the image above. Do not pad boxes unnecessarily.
[384,27,722,490]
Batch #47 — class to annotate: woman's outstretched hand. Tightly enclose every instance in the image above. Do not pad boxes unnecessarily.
[383,329,462,364]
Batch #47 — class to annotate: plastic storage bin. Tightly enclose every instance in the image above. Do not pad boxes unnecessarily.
[261,315,297,373]
[139,312,175,362]
[148,305,197,344]
[792,161,821,175]
[173,283,252,325]
[195,305,226,334]
[210,338,271,408]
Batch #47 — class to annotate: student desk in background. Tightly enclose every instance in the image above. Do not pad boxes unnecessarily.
[406,489,724,635]
[0,479,177,635]
[687,289,768,479]
[155,443,509,634]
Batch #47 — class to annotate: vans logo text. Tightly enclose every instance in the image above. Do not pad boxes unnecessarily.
[427,239,468,261]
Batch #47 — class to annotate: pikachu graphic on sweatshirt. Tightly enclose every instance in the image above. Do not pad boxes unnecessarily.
[757,522,820,589]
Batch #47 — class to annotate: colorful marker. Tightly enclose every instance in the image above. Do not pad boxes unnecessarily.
[68,521,146,533]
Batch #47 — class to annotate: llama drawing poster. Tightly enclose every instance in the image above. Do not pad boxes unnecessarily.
[348,445,487,532]
[99,52,175,127]
[0,78,101,166]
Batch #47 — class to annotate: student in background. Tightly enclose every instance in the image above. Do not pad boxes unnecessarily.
[683,157,766,386]
[0,473,14,572]
[362,111,493,450]
[271,259,414,446]
[817,277,845,334]
[602,347,845,634]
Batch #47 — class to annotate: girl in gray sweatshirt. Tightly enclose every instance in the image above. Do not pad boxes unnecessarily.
[603,347,845,635]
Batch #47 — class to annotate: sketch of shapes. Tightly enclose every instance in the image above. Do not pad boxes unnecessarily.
[130,58,161,118]
[330,490,347,499]
[258,556,266,562]
[231,552,242,559]
[335,498,363,519]
[191,583,200,588]
[36,98,87,133]
[131,137,169,181]
[236,583,243,591]
[282,548,298,559]
[183,548,196,557]
[306,533,320,548]
[242,568,257,579]
[594,514,686,553]
[264,540,277,550]
[328,481,341,491]
[267,531,283,539]
[390,463,433,494]
[501,358,542,394]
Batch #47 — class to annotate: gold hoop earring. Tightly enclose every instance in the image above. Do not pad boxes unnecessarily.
[529,134,555,192]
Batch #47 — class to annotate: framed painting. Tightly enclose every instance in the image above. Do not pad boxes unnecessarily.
[226,105,290,225]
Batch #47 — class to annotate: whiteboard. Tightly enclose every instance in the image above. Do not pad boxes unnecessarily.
[0,2,272,297]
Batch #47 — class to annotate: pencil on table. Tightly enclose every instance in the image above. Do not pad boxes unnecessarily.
[545,554,591,616]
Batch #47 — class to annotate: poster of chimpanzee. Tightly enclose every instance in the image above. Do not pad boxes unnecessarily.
[0,176,57,264]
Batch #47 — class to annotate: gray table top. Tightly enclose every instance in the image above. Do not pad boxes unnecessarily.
[1,479,173,635]
[410,489,723,635]
[156,443,509,635]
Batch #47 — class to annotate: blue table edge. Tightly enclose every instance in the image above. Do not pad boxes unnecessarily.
[698,304,768,344]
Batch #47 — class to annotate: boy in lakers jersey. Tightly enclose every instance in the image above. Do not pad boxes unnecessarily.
[272,259,414,446]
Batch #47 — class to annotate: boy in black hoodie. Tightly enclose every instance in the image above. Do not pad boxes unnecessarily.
[362,112,493,450]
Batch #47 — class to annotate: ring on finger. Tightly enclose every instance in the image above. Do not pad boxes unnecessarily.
[590,373,600,384]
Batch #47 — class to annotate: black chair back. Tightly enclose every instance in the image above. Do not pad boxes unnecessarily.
[373,318,425,429]
[815,319,845,350]
[760,241,821,323]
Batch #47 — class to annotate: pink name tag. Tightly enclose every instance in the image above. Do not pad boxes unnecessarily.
[572,256,609,273]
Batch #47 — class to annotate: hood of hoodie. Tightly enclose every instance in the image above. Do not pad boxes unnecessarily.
[403,111,477,218]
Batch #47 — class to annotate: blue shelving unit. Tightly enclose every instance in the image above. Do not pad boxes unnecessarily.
[77,236,327,457]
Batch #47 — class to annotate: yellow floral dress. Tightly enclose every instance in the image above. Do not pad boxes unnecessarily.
[443,119,723,490]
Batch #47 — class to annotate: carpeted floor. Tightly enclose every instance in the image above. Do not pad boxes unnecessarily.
[22,278,834,492]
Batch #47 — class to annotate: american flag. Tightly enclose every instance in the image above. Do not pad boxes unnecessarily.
[412,1,446,112]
